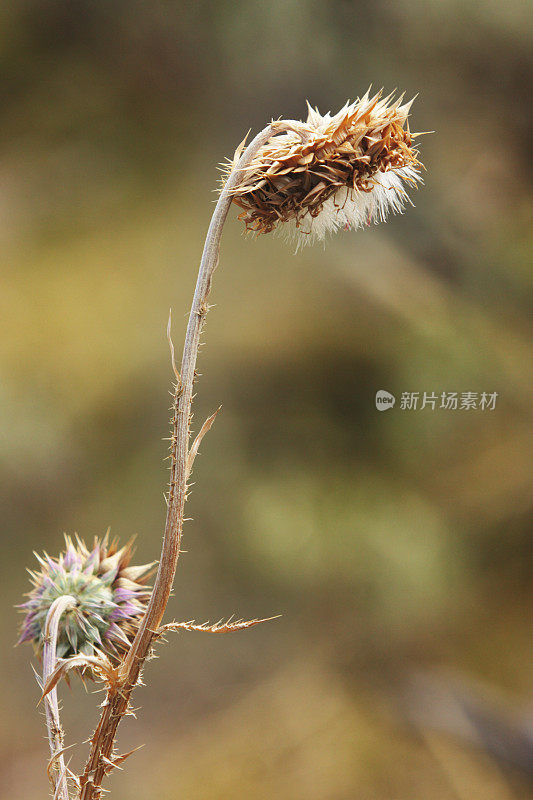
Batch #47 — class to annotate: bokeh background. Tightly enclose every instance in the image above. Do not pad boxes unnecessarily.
[2,2,532,798]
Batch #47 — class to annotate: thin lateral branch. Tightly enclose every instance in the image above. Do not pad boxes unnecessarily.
[43,595,76,800]
[79,119,309,800]
[156,615,282,637]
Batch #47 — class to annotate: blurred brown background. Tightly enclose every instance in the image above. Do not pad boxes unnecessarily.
[1,2,532,798]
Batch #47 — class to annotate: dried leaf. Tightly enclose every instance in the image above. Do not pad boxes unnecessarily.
[112,744,145,769]
[47,744,76,781]
[232,130,251,165]
[31,663,44,690]
[167,309,181,386]
[101,755,120,774]
[39,653,117,703]
[186,406,221,478]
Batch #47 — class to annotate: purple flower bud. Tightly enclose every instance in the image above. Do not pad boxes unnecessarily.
[18,533,152,670]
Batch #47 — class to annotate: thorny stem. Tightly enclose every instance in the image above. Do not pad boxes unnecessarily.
[43,595,76,800]
[79,120,310,800]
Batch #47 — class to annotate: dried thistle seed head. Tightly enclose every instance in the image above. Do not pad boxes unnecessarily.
[223,89,423,245]
[18,533,154,662]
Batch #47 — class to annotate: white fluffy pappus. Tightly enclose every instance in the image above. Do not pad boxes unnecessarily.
[285,166,423,248]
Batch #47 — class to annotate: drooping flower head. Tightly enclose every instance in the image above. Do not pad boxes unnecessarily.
[18,533,154,661]
[223,89,423,245]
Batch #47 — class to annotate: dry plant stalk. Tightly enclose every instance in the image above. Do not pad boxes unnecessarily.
[42,595,76,800]
[18,90,424,799]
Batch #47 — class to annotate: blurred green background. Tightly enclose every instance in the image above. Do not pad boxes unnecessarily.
[2,2,532,798]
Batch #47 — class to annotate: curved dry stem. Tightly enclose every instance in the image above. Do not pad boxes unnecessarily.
[79,119,309,800]
[43,595,76,800]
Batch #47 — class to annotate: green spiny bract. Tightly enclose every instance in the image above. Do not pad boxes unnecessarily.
[18,533,154,661]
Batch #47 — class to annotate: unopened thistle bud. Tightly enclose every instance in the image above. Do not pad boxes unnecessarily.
[223,89,423,244]
[18,533,154,661]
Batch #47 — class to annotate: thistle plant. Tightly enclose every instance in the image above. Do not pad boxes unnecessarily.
[19,89,424,799]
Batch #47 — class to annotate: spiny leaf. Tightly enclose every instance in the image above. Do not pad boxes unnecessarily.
[157,615,281,636]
